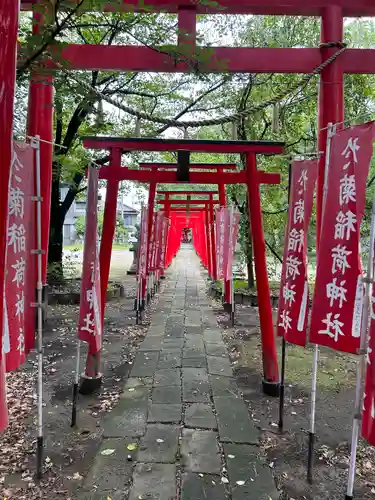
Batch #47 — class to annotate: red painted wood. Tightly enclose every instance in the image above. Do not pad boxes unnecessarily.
[99,166,280,185]
[40,45,375,74]
[317,6,344,245]
[246,154,279,384]
[157,191,218,195]
[21,0,375,17]
[99,149,121,320]
[83,137,284,154]
[140,163,238,169]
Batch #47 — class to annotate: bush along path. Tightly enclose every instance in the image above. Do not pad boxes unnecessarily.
[76,247,279,500]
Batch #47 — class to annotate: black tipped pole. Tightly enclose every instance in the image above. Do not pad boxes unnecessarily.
[36,436,43,480]
[71,339,81,427]
[71,382,79,427]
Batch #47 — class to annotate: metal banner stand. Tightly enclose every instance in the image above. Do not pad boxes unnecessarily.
[31,136,44,479]
[307,123,335,484]
[71,339,81,427]
[278,163,292,432]
[278,338,287,431]
[345,185,375,499]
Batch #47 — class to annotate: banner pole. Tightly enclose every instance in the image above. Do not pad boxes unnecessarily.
[33,136,44,479]
[345,184,375,500]
[307,123,335,484]
[71,339,81,427]
[279,162,292,432]
[278,338,287,431]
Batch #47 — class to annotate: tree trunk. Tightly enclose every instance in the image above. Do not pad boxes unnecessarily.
[48,173,64,284]
[246,236,255,290]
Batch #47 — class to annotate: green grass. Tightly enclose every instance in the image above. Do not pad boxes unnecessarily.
[240,336,357,391]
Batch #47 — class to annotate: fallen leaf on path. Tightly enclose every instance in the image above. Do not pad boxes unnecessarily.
[100,449,115,456]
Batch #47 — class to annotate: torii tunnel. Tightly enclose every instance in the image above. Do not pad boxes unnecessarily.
[81,136,284,393]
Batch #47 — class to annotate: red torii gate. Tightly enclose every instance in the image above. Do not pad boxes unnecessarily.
[82,136,283,394]
[157,193,220,280]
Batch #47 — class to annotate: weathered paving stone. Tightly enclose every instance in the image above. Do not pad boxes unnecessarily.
[131,351,159,377]
[158,349,182,369]
[138,424,180,463]
[182,368,211,403]
[203,329,223,344]
[77,489,127,499]
[152,385,182,404]
[182,356,207,368]
[184,403,217,430]
[207,356,233,377]
[162,338,185,350]
[139,336,163,351]
[180,429,221,474]
[148,403,182,423]
[209,375,240,398]
[154,368,181,387]
[129,463,176,500]
[103,398,148,438]
[224,443,280,500]
[215,396,259,444]
[83,438,136,491]
[205,342,228,358]
[183,346,206,358]
[165,326,185,338]
[181,473,226,500]
[185,335,205,350]
[185,326,202,335]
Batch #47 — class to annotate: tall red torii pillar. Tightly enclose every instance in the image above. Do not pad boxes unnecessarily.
[26,1,54,294]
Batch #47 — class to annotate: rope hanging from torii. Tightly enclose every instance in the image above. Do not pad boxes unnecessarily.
[61,44,346,131]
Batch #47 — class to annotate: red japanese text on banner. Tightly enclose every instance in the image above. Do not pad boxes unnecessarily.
[310,122,375,354]
[277,160,318,346]
[78,167,102,354]
[226,209,240,282]
[215,208,228,280]
[148,213,157,272]
[362,287,375,446]
[5,142,36,372]
[138,207,149,278]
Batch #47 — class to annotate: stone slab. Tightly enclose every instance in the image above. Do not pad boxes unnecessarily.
[184,403,217,430]
[129,463,176,500]
[205,343,228,358]
[83,438,136,491]
[203,330,223,344]
[209,375,240,399]
[185,335,205,350]
[103,399,148,438]
[154,368,181,387]
[224,443,280,500]
[138,424,180,463]
[214,396,259,444]
[158,349,182,369]
[139,336,163,351]
[181,473,227,500]
[207,356,233,377]
[162,338,185,350]
[182,368,211,403]
[152,385,182,404]
[185,326,202,335]
[148,403,182,424]
[180,429,221,474]
[182,356,207,368]
[131,351,159,377]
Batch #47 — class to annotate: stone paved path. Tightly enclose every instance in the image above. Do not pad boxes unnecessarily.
[79,246,279,500]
